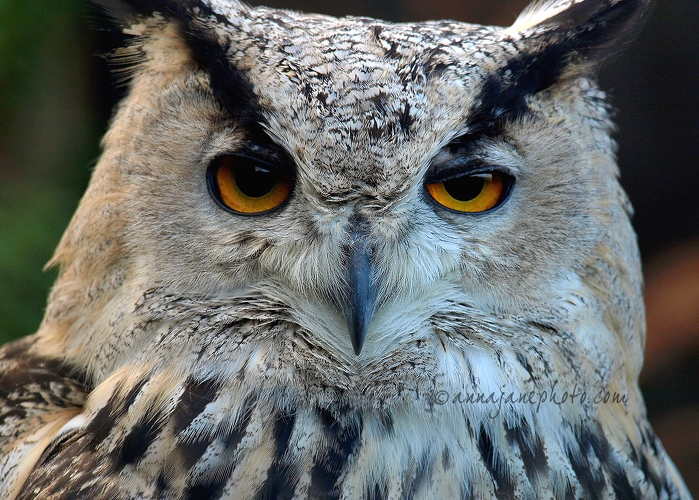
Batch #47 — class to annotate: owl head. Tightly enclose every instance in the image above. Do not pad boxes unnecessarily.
[38,0,649,410]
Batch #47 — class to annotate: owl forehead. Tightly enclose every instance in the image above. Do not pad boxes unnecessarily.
[206,7,517,186]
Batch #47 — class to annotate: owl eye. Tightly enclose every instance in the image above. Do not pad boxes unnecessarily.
[425,171,512,213]
[208,154,293,214]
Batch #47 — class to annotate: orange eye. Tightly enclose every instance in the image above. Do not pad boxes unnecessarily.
[426,171,509,213]
[209,155,293,214]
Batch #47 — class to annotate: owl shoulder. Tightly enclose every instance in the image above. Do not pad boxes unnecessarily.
[0,336,89,497]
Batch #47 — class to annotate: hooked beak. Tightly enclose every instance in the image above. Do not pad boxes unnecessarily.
[341,226,377,356]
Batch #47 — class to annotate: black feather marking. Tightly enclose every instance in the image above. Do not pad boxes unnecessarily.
[308,408,362,499]
[380,412,394,435]
[179,393,256,495]
[628,438,664,497]
[369,482,388,500]
[580,426,611,462]
[610,467,636,499]
[403,450,434,499]
[576,427,640,498]
[29,472,73,498]
[442,447,452,471]
[477,425,515,499]
[563,482,576,500]
[177,438,211,472]
[25,379,149,493]
[93,0,228,25]
[173,377,220,437]
[516,352,535,381]
[18,431,120,499]
[88,378,148,449]
[181,20,268,135]
[0,338,88,390]
[155,470,168,494]
[113,410,164,469]
[214,392,255,455]
[174,384,255,472]
[397,102,414,132]
[641,423,662,458]
[567,450,604,500]
[506,419,549,483]
[253,411,298,500]
[566,426,609,500]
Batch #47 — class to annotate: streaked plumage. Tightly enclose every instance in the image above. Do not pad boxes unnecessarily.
[0,0,691,498]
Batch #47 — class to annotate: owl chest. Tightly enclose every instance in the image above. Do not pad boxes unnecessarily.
[13,383,678,500]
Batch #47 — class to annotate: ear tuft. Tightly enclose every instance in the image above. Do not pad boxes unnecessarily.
[511,0,608,32]
[92,0,238,29]
[510,0,652,68]
[93,0,262,130]
[92,0,175,27]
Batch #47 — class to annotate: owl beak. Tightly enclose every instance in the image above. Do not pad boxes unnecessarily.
[342,230,377,356]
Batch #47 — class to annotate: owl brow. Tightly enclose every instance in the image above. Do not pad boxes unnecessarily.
[182,17,292,156]
[463,43,569,141]
[181,23,269,138]
[464,0,650,142]
[96,0,271,138]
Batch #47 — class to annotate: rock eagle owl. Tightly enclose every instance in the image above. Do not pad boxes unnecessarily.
[0,0,691,498]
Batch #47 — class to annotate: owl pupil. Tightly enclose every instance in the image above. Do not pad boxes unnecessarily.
[236,162,276,198]
[443,176,486,201]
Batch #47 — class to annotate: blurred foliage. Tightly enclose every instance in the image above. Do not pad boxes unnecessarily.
[0,0,97,345]
[0,0,76,114]
[0,184,68,341]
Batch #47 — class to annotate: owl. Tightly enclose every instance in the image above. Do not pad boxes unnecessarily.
[0,0,691,498]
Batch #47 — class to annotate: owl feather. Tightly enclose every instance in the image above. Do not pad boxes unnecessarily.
[0,0,691,498]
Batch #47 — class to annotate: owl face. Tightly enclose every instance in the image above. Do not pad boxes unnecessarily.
[48,0,646,400]
[11,3,692,497]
